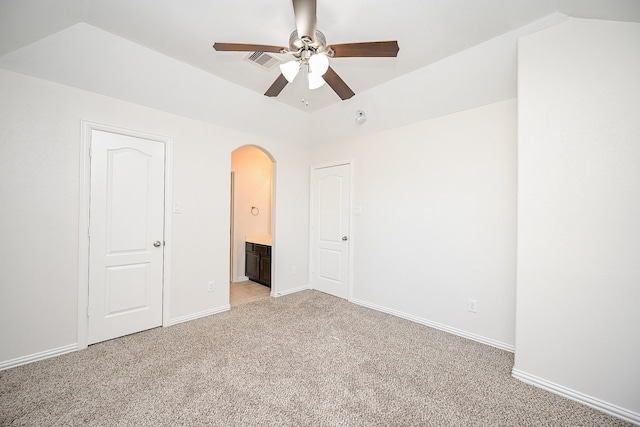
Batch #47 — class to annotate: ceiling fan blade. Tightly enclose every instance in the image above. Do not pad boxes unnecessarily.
[329,41,399,58]
[264,74,289,97]
[213,43,286,53]
[292,0,317,42]
[323,67,355,100]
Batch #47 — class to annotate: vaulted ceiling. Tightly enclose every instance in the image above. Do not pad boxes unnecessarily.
[1,0,638,144]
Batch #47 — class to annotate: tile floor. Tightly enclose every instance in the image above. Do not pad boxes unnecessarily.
[229,280,271,307]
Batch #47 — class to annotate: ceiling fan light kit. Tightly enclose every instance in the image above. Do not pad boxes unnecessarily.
[307,70,326,90]
[280,60,301,83]
[308,53,329,75]
[213,0,399,100]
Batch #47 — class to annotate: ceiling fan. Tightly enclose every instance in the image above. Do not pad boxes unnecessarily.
[213,0,399,101]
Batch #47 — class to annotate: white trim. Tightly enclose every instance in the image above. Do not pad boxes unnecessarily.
[78,121,174,349]
[351,297,515,353]
[348,161,355,301]
[512,369,640,425]
[169,305,231,326]
[269,156,278,295]
[77,123,91,350]
[229,171,236,282]
[272,284,311,297]
[0,344,77,371]
[162,136,174,328]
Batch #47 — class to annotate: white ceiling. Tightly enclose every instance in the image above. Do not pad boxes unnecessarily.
[2,0,639,114]
[0,0,638,146]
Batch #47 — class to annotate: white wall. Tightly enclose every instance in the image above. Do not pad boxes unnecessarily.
[311,98,518,349]
[515,18,640,421]
[0,69,310,365]
[231,146,273,282]
[0,23,310,147]
[306,14,567,147]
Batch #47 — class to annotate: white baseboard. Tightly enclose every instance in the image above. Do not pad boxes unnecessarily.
[273,284,311,297]
[169,305,231,326]
[512,368,640,425]
[350,297,515,353]
[0,344,78,371]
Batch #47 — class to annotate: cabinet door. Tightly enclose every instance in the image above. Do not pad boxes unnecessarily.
[245,251,260,281]
[260,256,271,287]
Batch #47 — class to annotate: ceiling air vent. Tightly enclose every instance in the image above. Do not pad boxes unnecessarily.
[245,51,281,70]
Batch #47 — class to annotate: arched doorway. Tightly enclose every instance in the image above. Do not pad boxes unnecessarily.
[229,145,275,306]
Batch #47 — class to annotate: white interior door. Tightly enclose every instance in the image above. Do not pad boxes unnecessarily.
[88,130,165,344]
[311,163,351,299]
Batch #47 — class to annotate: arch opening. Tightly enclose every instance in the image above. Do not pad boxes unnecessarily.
[229,145,276,306]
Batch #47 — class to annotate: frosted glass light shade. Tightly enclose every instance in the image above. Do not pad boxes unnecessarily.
[280,60,301,83]
[308,72,326,90]
[308,53,329,76]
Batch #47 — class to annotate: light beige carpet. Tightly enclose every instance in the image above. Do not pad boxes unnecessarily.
[0,290,631,426]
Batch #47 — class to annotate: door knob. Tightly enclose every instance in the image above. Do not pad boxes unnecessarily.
[342,236,348,241]
[153,241,162,247]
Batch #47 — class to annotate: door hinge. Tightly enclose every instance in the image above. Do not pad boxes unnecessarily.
[86,305,90,317]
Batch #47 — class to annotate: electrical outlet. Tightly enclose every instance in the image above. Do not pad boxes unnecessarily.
[468,299,478,313]
[208,281,215,292]
[291,266,297,275]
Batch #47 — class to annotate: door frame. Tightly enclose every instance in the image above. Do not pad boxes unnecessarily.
[229,171,236,282]
[77,120,173,350]
[229,145,277,294]
[309,160,355,300]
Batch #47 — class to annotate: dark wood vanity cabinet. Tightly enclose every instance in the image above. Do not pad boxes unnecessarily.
[245,242,271,287]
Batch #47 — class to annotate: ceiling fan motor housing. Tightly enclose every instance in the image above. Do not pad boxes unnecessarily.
[288,30,329,57]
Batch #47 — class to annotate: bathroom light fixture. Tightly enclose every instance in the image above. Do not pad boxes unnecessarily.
[356,110,367,124]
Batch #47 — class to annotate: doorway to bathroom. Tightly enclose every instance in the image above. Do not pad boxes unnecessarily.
[230,145,275,307]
